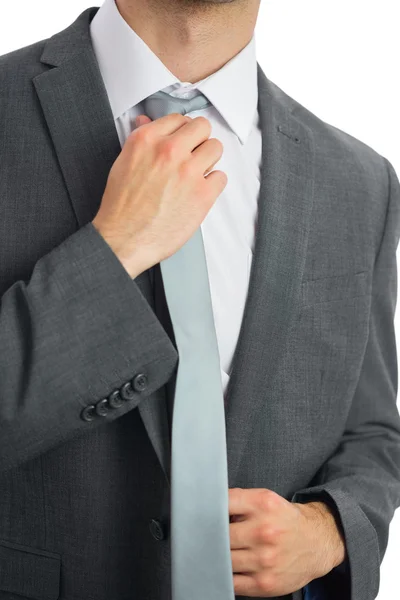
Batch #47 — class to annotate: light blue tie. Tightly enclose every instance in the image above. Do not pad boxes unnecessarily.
[143,89,235,600]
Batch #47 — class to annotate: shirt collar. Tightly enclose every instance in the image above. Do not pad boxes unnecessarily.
[90,0,258,145]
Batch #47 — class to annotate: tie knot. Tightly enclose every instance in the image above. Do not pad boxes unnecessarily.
[142,89,212,121]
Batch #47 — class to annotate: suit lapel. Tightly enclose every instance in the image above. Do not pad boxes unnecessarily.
[32,7,316,489]
[225,68,316,486]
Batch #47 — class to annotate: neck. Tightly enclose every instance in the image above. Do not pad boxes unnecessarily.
[115,0,260,83]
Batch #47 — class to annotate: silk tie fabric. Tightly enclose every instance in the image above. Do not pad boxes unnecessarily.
[142,89,236,600]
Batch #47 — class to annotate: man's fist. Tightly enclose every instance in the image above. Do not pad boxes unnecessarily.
[228,487,346,597]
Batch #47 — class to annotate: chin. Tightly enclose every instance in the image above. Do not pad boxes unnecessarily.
[187,0,238,3]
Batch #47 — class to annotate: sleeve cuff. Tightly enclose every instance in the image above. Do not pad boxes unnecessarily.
[291,486,380,600]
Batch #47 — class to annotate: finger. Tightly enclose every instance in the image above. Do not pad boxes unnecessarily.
[228,488,248,517]
[230,488,286,518]
[233,573,259,596]
[229,520,256,550]
[135,114,152,127]
[229,487,266,517]
[171,115,212,155]
[191,138,223,176]
[203,170,228,198]
[231,549,259,574]
[133,112,191,136]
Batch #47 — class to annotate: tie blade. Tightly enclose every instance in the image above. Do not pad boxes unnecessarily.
[151,93,234,600]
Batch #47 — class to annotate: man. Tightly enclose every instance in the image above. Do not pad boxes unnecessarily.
[0,0,399,598]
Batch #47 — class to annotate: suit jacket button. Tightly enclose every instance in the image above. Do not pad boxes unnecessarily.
[132,373,148,392]
[108,389,123,409]
[95,398,109,417]
[81,405,96,422]
[120,381,135,401]
[149,519,166,541]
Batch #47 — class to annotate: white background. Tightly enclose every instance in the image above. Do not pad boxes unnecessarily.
[0,0,399,597]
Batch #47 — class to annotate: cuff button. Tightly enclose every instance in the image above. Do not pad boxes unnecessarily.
[95,398,109,417]
[108,389,123,409]
[81,405,96,422]
[132,373,148,392]
[120,381,135,401]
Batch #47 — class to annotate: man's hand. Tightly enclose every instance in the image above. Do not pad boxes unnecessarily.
[92,112,227,279]
[229,488,346,597]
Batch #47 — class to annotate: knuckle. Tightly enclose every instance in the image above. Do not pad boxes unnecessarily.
[211,137,224,151]
[258,489,276,511]
[258,547,277,569]
[180,160,197,179]
[230,487,243,499]
[257,523,280,544]
[229,487,246,507]
[132,126,152,144]
[268,525,279,540]
[170,112,188,121]
[255,572,275,595]
[194,115,211,131]
[159,138,178,161]
[257,523,273,544]
[258,548,271,569]
[208,138,224,157]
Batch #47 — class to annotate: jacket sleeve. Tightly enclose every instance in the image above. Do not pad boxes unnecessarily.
[291,156,400,600]
[0,222,178,473]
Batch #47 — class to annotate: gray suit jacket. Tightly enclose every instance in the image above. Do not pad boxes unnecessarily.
[1,6,400,600]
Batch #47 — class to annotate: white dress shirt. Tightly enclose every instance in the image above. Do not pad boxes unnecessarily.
[90,0,262,395]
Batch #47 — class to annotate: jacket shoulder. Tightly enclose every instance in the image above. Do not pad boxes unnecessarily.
[0,38,49,92]
[269,79,388,177]
[266,80,398,255]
